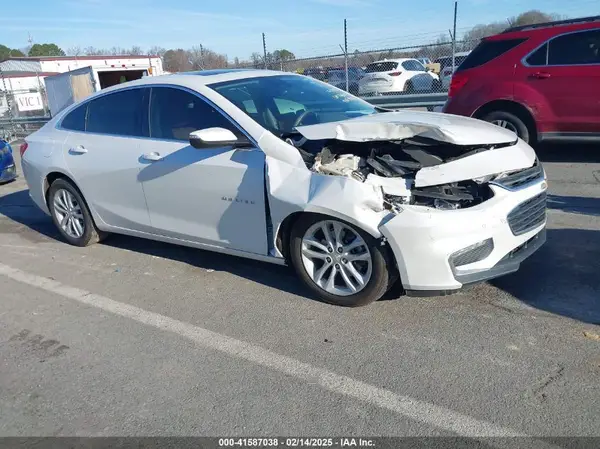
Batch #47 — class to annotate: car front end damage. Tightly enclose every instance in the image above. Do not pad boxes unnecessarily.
[271,112,547,295]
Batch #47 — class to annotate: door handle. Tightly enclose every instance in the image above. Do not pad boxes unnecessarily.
[530,72,551,79]
[141,152,163,162]
[69,145,87,154]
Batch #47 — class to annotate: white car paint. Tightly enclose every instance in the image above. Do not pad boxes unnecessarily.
[21,70,546,297]
[358,59,440,96]
[295,109,518,146]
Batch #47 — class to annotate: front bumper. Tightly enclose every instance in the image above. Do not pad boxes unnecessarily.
[379,178,547,294]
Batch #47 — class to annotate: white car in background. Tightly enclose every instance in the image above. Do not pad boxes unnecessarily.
[21,70,547,307]
[358,58,440,96]
[436,51,471,90]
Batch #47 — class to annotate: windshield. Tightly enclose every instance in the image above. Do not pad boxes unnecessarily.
[209,75,376,136]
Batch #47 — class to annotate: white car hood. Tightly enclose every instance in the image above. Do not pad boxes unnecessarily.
[295,110,518,146]
[293,110,537,187]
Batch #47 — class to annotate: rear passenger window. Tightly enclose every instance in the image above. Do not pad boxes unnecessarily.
[526,43,548,66]
[149,87,238,141]
[458,39,527,71]
[86,88,148,137]
[548,30,600,65]
[61,104,87,131]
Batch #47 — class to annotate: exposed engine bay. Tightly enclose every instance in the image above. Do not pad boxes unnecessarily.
[291,137,511,212]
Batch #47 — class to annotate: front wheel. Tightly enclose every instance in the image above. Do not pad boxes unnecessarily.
[289,214,394,307]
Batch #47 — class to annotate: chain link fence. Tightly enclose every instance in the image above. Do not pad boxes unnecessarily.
[230,39,480,100]
[0,86,50,141]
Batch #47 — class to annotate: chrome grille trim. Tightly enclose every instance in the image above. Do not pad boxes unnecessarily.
[491,160,544,191]
[507,192,547,236]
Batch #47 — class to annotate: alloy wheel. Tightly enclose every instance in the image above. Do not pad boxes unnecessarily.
[53,189,85,239]
[300,220,372,296]
[491,119,519,134]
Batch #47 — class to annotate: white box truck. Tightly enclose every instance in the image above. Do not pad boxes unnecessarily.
[44,56,163,116]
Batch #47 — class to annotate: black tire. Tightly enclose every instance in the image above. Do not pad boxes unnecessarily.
[481,110,533,144]
[289,214,395,307]
[48,178,107,247]
[405,80,414,93]
[432,79,442,92]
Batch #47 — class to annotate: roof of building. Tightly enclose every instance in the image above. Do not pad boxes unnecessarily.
[0,71,59,78]
[2,55,160,63]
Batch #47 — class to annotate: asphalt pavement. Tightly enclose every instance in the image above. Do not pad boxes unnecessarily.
[1,143,599,442]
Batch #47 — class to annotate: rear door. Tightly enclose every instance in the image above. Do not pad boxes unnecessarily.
[62,87,152,231]
[516,29,600,134]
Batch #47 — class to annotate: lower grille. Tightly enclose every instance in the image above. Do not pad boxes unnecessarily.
[507,192,547,236]
[450,239,494,267]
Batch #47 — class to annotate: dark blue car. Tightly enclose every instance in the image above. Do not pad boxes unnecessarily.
[0,139,17,183]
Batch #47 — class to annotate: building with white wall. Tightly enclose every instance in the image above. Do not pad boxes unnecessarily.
[0,55,164,116]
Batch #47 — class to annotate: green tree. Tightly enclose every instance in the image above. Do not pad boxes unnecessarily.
[0,44,25,59]
[273,49,295,62]
[28,43,66,57]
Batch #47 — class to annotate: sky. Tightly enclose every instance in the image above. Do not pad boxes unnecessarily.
[3,0,599,60]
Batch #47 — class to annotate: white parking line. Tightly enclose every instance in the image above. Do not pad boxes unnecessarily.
[0,262,527,439]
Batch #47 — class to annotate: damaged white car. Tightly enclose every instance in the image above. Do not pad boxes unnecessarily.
[21,70,547,307]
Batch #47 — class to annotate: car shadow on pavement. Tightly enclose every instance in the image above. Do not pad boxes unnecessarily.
[0,189,62,240]
[492,228,600,325]
[547,194,600,217]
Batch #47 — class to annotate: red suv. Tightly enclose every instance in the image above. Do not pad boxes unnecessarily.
[443,16,600,144]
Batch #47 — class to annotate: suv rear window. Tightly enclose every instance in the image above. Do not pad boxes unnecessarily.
[365,62,398,73]
[457,38,527,71]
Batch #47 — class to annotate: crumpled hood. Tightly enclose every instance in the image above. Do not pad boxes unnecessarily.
[295,110,518,146]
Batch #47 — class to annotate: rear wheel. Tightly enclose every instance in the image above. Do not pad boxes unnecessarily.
[481,110,532,143]
[48,178,107,247]
[289,214,394,307]
[405,80,414,93]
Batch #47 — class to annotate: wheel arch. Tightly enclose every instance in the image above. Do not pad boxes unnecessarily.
[44,171,79,205]
[43,171,106,229]
[472,100,538,142]
[274,209,389,263]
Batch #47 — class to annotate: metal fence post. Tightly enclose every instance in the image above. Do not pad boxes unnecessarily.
[344,19,349,92]
[262,33,268,70]
[452,1,458,72]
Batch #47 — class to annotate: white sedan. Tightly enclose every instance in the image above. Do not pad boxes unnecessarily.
[21,69,547,307]
[358,58,440,95]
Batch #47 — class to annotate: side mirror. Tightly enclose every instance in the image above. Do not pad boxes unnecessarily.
[189,127,251,149]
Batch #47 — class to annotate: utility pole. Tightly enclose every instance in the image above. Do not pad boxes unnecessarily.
[452,1,458,72]
[200,44,205,70]
[28,33,48,116]
[344,19,349,92]
[262,33,268,70]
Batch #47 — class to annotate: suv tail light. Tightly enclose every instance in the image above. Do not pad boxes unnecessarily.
[448,72,469,98]
[389,71,403,76]
[19,142,29,157]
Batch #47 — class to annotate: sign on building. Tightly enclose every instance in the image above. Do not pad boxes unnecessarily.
[15,92,44,112]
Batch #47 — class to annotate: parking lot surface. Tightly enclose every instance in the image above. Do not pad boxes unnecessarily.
[1,144,599,439]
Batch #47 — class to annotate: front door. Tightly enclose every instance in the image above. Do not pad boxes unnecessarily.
[138,86,268,255]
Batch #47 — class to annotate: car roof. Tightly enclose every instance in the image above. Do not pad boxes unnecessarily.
[96,69,295,95]
[486,16,600,41]
[368,58,414,64]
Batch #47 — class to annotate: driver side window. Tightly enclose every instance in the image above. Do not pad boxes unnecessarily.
[149,87,238,141]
